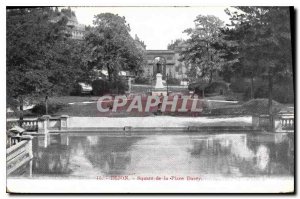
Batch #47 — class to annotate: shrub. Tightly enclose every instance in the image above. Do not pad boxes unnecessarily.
[92,79,128,96]
[188,81,207,91]
[166,77,180,85]
[134,76,150,84]
[194,86,206,97]
[70,83,84,96]
[242,98,283,115]
[31,102,67,115]
[92,79,111,96]
[225,91,242,101]
[205,81,228,94]
[111,79,128,94]
[243,81,294,104]
[188,82,197,91]
[230,79,250,93]
[273,84,294,104]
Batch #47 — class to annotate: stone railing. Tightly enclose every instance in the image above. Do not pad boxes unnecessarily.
[7,119,38,131]
[37,115,69,133]
[32,114,295,134]
[252,114,294,132]
[279,115,294,131]
[7,138,33,175]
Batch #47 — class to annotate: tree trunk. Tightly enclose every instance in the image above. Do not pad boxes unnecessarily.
[19,97,24,126]
[250,76,254,99]
[108,68,112,81]
[209,70,213,84]
[107,64,112,82]
[207,42,211,84]
[268,68,274,131]
[45,95,49,115]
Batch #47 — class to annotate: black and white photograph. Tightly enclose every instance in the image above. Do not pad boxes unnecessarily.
[5,4,295,193]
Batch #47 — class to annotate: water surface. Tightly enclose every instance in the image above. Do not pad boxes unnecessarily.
[10,132,294,179]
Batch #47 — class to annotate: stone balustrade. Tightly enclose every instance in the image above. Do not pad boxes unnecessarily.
[7,119,38,131]
[252,114,294,132]
[37,115,69,134]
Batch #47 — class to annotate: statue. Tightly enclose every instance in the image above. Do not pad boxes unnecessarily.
[152,58,167,95]
[157,62,162,74]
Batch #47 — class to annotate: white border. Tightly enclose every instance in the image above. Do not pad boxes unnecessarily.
[2,0,299,197]
[7,177,294,193]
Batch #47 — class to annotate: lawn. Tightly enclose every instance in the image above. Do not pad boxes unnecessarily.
[55,96,207,117]
[53,96,294,117]
[131,84,189,94]
[7,94,294,118]
[53,95,243,117]
[49,96,99,104]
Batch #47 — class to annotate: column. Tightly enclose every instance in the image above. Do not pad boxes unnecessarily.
[60,115,69,131]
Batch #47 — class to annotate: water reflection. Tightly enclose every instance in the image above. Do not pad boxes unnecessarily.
[9,132,294,178]
[83,136,142,175]
[32,134,71,177]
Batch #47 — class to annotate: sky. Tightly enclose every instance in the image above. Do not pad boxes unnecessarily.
[70,7,232,50]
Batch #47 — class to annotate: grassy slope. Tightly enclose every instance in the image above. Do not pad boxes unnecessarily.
[8,95,293,118]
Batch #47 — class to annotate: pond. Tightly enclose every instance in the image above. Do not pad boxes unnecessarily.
[9,132,294,179]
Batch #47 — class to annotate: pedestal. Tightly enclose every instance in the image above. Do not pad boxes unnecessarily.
[155,73,164,89]
[151,90,167,96]
[152,73,167,96]
[38,115,51,134]
[60,115,69,130]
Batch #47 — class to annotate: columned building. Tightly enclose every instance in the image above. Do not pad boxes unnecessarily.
[142,49,188,80]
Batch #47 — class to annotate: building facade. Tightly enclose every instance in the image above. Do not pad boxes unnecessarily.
[52,7,86,40]
[142,49,188,80]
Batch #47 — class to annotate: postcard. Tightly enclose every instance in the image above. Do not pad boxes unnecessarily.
[6,6,295,193]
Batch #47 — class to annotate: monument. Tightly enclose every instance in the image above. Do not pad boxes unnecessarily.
[152,62,167,96]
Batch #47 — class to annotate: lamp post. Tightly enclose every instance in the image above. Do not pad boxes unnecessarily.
[166,73,169,96]
[150,74,153,93]
[268,66,274,132]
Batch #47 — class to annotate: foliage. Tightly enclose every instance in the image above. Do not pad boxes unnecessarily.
[224,7,293,101]
[229,78,250,93]
[204,81,228,94]
[166,77,180,85]
[31,101,67,115]
[180,15,226,83]
[91,79,111,96]
[92,78,128,96]
[7,7,85,109]
[110,78,128,94]
[242,98,283,114]
[188,80,209,93]
[243,79,294,103]
[134,76,149,84]
[69,82,91,96]
[167,38,184,50]
[273,83,294,103]
[84,13,145,81]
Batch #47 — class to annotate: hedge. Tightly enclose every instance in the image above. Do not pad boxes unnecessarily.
[92,79,128,96]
